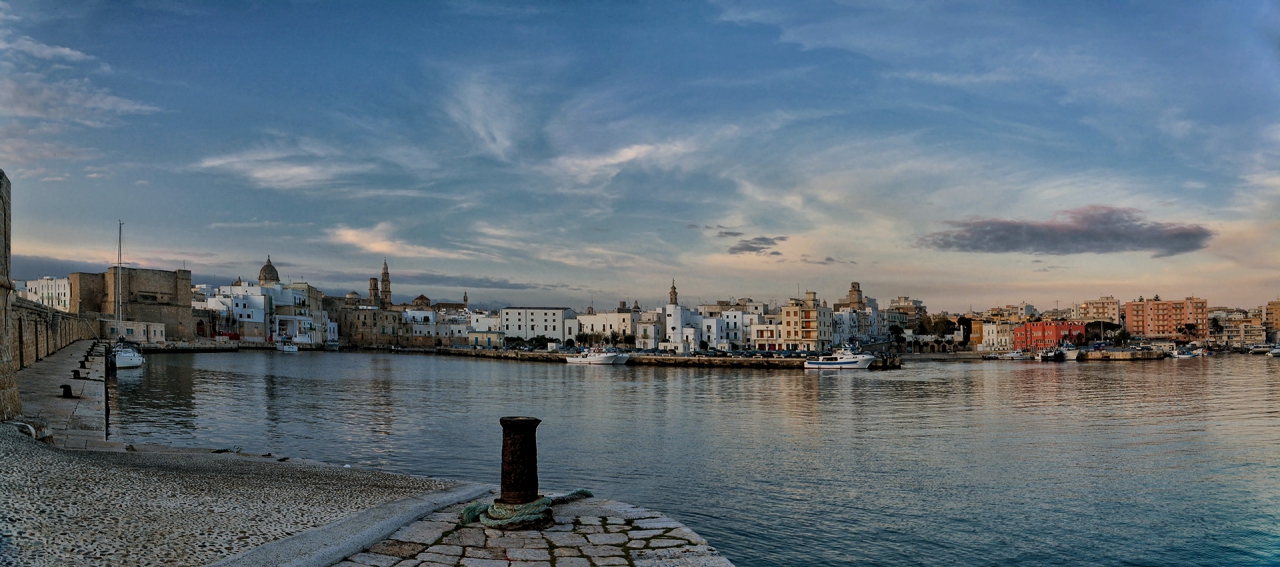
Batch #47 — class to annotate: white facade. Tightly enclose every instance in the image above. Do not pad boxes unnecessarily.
[980,322,1014,351]
[207,281,330,344]
[501,307,575,341]
[22,276,71,311]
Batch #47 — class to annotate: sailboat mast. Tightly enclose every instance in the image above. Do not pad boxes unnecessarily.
[116,221,123,334]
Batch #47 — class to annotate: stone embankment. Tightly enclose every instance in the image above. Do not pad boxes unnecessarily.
[1,298,100,421]
[9,340,114,449]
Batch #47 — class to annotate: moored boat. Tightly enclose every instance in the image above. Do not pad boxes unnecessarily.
[611,352,630,365]
[1038,349,1066,362]
[113,343,145,368]
[1248,344,1271,355]
[804,347,876,369]
[566,350,618,365]
[1001,350,1030,360]
[1269,347,1280,357]
[276,338,299,353]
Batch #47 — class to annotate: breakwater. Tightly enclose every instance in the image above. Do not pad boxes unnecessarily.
[1078,349,1166,361]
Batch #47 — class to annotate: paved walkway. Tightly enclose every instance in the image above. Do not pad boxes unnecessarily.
[332,496,735,567]
[0,426,460,567]
[11,340,118,450]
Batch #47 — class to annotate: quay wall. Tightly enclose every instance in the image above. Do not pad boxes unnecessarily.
[1079,350,1166,361]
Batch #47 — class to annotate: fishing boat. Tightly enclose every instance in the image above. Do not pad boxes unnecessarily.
[1001,350,1030,360]
[566,350,618,365]
[610,352,631,365]
[804,347,876,369]
[1248,344,1272,355]
[111,221,145,369]
[1038,349,1066,362]
[1171,350,1198,359]
[276,337,298,353]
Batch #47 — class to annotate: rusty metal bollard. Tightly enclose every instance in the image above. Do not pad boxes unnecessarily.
[498,416,542,505]
[60,384,74,398]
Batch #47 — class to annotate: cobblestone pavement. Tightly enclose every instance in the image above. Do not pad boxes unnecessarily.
[0,426,457,567]
[334,496,734,567]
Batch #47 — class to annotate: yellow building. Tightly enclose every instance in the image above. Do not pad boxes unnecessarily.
[779,291,833,351]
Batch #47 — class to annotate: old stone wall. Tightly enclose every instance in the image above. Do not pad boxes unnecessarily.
[0,169,14,421]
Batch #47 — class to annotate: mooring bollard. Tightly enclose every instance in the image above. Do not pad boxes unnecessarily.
[499,416,542,504]
[60,384,74,398]
[72,369,81,379]
[79,360,86,369]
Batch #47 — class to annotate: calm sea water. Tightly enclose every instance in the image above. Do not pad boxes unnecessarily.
[113,352,1280,566]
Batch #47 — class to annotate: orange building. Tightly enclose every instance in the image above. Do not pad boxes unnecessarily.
[1124,296,1208,339]
[1013,321,1085,351]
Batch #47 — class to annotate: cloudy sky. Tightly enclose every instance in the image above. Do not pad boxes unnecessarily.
[3,1,1279,312]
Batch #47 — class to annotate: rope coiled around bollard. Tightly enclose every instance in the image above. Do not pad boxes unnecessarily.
[461,488,593,530]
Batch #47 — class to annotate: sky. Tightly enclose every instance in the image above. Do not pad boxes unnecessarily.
[2,0,1279,312]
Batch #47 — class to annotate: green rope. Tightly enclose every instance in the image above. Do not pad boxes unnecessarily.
[460,488,593,529]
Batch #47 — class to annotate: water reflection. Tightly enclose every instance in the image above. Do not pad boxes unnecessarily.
[114,353,1280,567]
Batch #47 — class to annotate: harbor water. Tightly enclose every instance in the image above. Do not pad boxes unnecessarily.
[113,352,1280,566]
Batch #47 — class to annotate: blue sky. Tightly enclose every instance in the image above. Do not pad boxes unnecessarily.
[3,1,1279,311]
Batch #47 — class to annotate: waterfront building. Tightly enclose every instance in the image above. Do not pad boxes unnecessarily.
[1124,295,1209,340]
[1266,299,1280,334]
[1013,320,1085,351]
[501,307,575,342]
[575,302,638,344]
[69,266,195,341]
[20,276,70,311]
[470,311,500,332]
[634,310,666,350]
[779,291,833,351]
[982,302,1040,323]
[1074,296,1122,324]
[980,321,1014,351]
[204,263,331,345]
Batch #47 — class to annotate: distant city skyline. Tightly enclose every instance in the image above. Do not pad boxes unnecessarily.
[3,2,1279,311]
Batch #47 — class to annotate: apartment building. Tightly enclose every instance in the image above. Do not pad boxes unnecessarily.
[1124,296,1209,339]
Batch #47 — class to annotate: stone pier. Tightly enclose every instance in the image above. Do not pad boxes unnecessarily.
[333,494,735,567]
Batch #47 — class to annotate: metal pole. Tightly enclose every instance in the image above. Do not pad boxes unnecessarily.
[498,416,541,505]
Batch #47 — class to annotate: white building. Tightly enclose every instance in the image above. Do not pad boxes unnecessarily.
[21,276,71,311]
[980,322,1015,352]
[501,307,575,341]
[206,279,331,344]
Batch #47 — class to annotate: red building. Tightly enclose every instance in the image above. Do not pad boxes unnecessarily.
[1014,321,1086,351]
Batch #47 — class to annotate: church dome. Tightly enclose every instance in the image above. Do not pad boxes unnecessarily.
[346,291,361,299]
[258,256,280,285]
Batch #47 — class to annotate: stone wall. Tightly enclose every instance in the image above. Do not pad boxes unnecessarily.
[0,168,14,421]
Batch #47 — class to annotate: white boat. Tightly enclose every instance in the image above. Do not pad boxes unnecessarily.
[566,351,617,365]
[1249,344,1272,355]
[804,348,876,369]
[610,353,630,365]
[113,343,145,368]
[1171,350,1198,359]
[1268,347,1280,357]
[276,338,299,353]
[1001,350,1031,360]
[324,339,340,352]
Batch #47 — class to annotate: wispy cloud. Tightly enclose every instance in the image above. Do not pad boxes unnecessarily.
[919,206,1214,258]
[0,35,94,62]
[445,73,521,160]
[548,142,692,184]
[326,222,477,260]
[0,73,160,126]
[196,142,375,190]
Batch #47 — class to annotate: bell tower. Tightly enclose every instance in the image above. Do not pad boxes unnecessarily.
[669,280,678,306]
[369,278,379,306]
[380,259,391,305]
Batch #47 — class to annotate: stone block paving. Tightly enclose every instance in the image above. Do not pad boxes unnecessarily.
[334,497,734,567]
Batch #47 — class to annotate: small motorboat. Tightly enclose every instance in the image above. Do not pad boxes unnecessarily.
[804,347,876,369]
[276,338,299,353]
[1171,350,1198,359]
[1249,344,1272,355]
[1001,350,1030,360]
[1268,347,1280,357]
